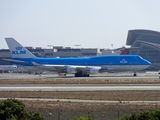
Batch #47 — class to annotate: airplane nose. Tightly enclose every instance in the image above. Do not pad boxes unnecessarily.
[147,61,151,65]
[142,58,151,65]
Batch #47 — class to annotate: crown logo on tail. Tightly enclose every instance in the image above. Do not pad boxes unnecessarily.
[15,46,22,50]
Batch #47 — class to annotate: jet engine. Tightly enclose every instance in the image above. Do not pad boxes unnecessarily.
[66,67,76,73]
[89,68,99,74]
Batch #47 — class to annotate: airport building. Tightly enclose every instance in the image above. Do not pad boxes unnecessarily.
[122,29,160,69]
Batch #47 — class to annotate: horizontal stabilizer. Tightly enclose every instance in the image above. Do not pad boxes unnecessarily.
[3,58,26,63]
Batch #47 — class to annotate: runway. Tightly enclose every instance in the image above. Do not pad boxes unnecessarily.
[0,73,160,91]
[1,84,160,91]
[0,72,159,80]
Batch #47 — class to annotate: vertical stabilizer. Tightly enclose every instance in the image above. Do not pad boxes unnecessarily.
[5,38,36,58]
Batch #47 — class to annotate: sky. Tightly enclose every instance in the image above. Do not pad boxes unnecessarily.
[0,0,160,49]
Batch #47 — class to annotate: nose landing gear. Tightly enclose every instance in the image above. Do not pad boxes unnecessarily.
[133,72,137,76]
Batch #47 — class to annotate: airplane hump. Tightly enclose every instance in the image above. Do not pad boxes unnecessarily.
[5,38,36,58]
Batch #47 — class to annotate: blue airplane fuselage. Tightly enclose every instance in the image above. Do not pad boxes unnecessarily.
[10,55,151,66]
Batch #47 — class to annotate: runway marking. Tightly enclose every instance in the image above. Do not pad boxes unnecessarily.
[0,98,160,104]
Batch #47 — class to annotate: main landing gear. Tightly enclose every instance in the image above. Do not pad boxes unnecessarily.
[75,71,90,77]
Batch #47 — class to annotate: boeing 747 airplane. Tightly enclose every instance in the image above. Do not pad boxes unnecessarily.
[5,38,151,77]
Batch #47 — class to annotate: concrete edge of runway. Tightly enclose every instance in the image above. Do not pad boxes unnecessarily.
[0,72,160,80]
[0,98,160,104]
[1,86,160,91]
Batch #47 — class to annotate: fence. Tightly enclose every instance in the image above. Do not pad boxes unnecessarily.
[40,104,160,120]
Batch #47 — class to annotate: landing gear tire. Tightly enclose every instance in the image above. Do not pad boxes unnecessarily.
[75,72,90,77]
[133,73,137,76]
[75,72,81,77]
[75,73,78,77]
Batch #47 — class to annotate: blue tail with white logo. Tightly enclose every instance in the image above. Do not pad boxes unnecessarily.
[5,38,36,58]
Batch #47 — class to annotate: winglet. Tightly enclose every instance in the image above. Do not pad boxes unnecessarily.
[5,38,36,58]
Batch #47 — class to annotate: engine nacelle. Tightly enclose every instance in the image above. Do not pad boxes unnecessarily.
[89,68,99,74]
[66,67,76,73]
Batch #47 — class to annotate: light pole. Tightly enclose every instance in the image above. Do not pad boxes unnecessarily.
[47,45,54,57]
[111,44,114,54]
[74,44,81,48]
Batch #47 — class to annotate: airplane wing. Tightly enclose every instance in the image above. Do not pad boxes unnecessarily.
[31,62,101,74]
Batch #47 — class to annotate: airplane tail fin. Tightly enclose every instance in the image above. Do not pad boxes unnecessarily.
[5,38,36,58]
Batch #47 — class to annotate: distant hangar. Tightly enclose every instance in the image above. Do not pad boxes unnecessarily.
[123,29,160,69]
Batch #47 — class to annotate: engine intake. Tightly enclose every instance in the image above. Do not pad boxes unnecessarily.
[66,67,76,73]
